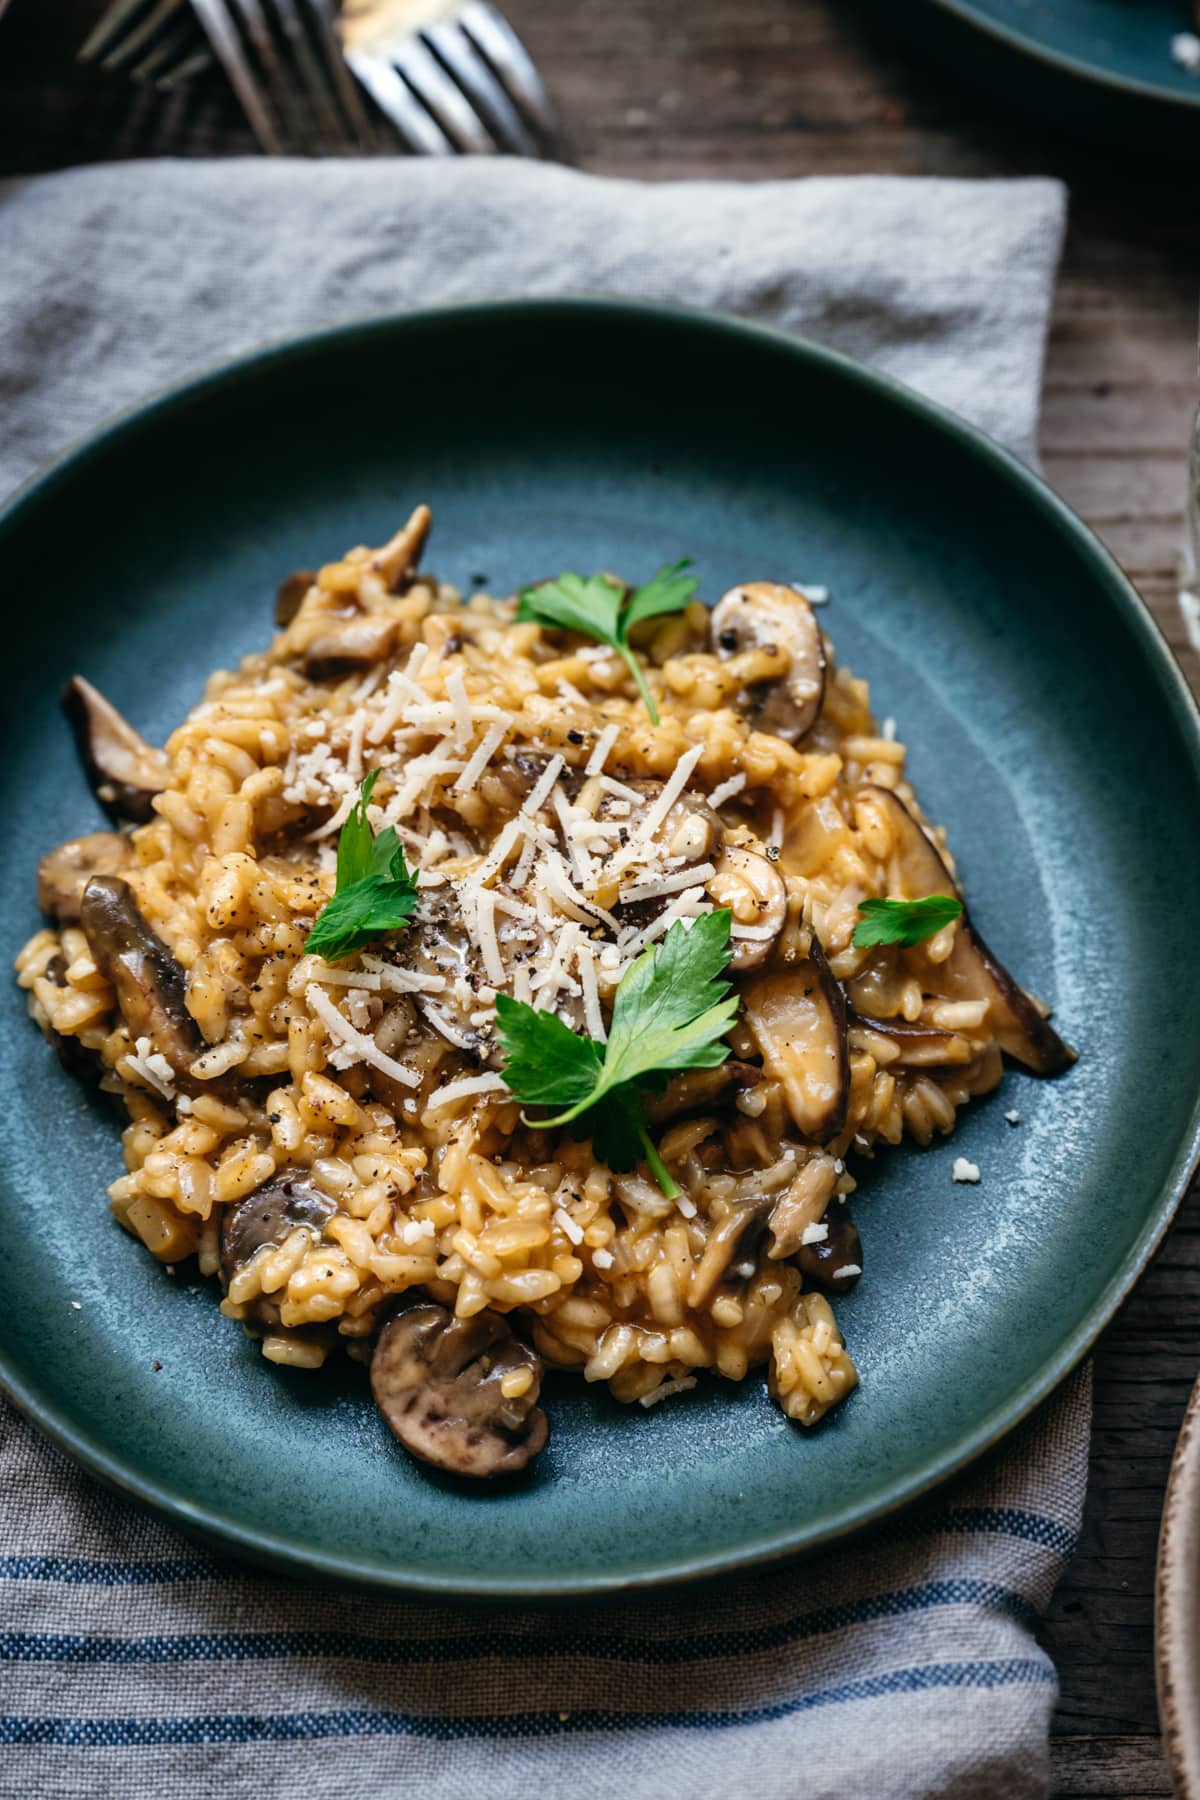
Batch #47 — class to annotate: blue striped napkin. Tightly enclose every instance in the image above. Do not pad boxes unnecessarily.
[0,159,1079,1798]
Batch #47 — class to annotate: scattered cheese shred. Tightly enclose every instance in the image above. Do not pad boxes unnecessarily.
[305,983,419,1087]
[424,1071,510,1112]
[585,722,620,776]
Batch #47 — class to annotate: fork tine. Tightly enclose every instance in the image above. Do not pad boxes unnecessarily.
[156,45,216,86]
[457,1,556,140]
[423,18,535,156]
[264,0,349,150]
[387,35,497,154]
[189,0,286,153]
[78,0,151,62]
[130,12,202,78]
[343,48,456,156]
[101,0,187,70]
[300,0,375,150]
[226,0,309,151]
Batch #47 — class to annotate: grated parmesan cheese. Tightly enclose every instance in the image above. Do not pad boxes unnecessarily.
[951,1157,981,1184]
[585,722,620,775]
[305,983,419,1087]
[706,772,746,810]
[453,721,510,795]
[424,1071,509,1112]
[553,1207,584,1245]
[801,1222,829,1246]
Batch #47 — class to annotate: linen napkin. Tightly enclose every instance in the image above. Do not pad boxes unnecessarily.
[0,160,1081,1800]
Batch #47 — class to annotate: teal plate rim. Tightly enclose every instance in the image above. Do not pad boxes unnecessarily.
[2,297,1199,1597]
[919,0,1200,114]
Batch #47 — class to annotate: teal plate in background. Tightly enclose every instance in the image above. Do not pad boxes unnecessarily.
[867,0,1200,148]
[0,299,1198,1597]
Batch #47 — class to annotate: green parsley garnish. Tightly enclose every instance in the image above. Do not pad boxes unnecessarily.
[306,770,418,963]
[516,559,699,726]
[494,909,737,1198]
[852,894,964,950]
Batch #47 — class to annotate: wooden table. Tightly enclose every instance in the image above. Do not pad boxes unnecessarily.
[2,3,1197,1792]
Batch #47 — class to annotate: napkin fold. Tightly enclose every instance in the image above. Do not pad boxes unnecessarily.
[0,159,1079,1800]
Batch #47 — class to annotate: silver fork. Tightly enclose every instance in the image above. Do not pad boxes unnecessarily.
[340,0,556,157]
[192,0,375,153]
[79,0,556,156]
[78,0,216,86]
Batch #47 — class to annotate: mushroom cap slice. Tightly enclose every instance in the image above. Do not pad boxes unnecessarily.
[220,1171,337,1330]
[856,785,1076,1077]
[79,875,205,1079]
[62,676,169,825]
[741,932,849,1143]
[710,582,826,743]
[847,1006,975,1069]
[706,845,787,972]
[371,1302,549,1479]
[274,569,316,627]
[37,831,132,924]
[301,615,397,681]
[795,1209,862,1295]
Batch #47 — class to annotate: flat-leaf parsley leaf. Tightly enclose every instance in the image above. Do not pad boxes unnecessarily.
[306,770,419,963]
[852,894,963,950]
[516,559,698,726]
[495,909,737,1197]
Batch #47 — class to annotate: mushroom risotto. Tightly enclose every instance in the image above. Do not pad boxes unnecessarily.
[16,505,1075,1478]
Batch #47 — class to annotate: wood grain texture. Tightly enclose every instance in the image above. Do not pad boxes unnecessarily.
[2,1,1198,1788]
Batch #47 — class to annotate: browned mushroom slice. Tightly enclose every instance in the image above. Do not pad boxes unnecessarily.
[372,503,433,593]
[37,831,132,924]
[706,846,787,972]
[765,1153,838,1259]
[220,1171,337,1330]
[710,582,826,742]
[62,676,169,825]
[301,615,397,681]
[274,569,315,627]
[688,1194,774,1309]
[741,933,849,1142]
[79,875,205,1078]
[858,785,1075,1077]
[848,1007,975,1069]
[371,1302,548,1479]
[642,1060,762,1126]
[795,1208,862,1295]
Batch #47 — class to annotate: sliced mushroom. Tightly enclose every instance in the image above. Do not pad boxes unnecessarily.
[741,932,849,1142]
[301,614,397,681]
[643,1060,762,1126]
[79,875,205,1077]
[765,1152,838,1259]
[848,1007,975,1069]
[857,786,1075,1077]
[372,503,433,594]
[371,1301,548,1479]
[275,569,315,627]
[37,831,132,923]
[706,846,787,971]
[220,1170,337,1330]
[687,1193,774,1309]
[62,676,169,825]
[795,1208,862,1295]
[710,582,825,742]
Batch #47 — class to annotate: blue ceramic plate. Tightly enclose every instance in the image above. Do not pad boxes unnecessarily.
[1,300,1198,1596]
[878,0,1200,145]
